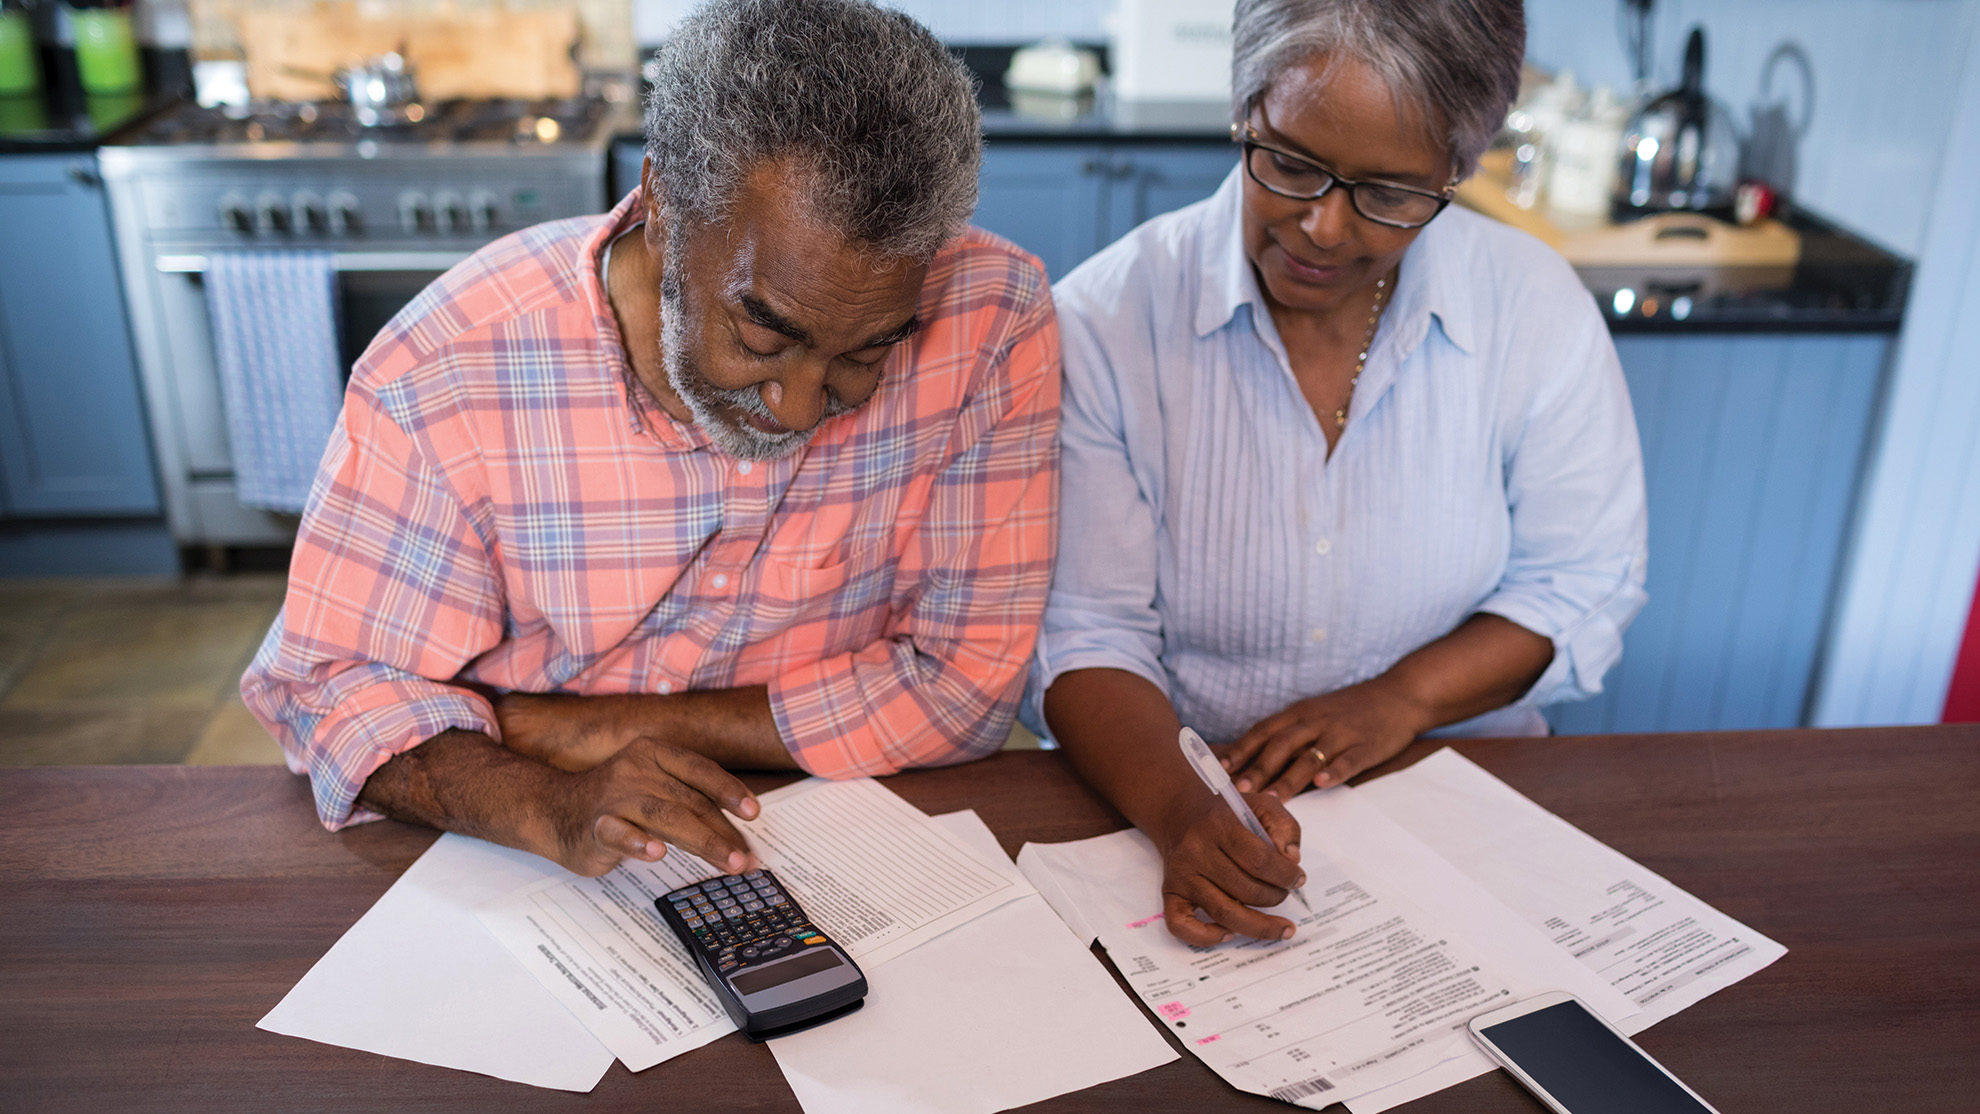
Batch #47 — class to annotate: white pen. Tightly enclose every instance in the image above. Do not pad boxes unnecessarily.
[1178,727,1311,914]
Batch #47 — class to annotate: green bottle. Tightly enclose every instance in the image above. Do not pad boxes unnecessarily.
[72,2,140,95]
[0,4,40,96]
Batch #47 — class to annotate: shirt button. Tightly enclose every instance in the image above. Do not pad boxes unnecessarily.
[658,681,674,694]
[712,573,729,589]
[737,460,753,475]
[1315,538,1332,556]
[1310,627,1328,643]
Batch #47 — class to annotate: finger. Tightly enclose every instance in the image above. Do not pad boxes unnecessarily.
[637,739,761,820]
[1186,878,1297,942]
[1162,891,1233,947]
[1248,791,1303,861]
[593,813,664,863]
[1224,713,1292,773]
[625,795,753,874]
[1212,829,1305,905]
[1234,722,1322,794]
[1211,803,1306,890]
[1263,740,1330,801]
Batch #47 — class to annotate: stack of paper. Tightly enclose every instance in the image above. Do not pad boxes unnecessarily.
[260,776,1175,1114]
[1017,748,1786,1112]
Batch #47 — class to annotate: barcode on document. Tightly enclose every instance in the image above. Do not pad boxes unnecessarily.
[1268,1076,1337,1101]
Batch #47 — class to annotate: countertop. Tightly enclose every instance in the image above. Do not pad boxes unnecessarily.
[0,49,186,155]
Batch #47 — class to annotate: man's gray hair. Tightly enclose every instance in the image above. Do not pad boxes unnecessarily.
[643,0,981,260]
[1232,0,1524,177]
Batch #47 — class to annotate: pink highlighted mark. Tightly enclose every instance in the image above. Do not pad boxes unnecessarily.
[1126,913,1166,929]
[1195,1034,1222,1046]
[1157,1001,1191,1020]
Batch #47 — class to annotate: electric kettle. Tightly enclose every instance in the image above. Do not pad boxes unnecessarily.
[1613,27,1742,217]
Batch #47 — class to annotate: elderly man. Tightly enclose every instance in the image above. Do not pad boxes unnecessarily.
[243,0,1058,880]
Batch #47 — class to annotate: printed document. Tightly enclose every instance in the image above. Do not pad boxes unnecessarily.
[257,833,614,1091]
[1017,785,1635,1107]
[770,810,1177,1114]
[478,776,1026,1071]
[1344,748,1788,1113]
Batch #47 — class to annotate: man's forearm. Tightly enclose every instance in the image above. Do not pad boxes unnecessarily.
[357,728,574,861]
[498,685,797,772]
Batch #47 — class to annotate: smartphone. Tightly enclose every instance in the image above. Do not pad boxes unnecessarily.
[1467,992,1722,1114]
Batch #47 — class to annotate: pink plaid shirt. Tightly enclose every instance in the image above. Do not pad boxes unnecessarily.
[243,192,1060,830]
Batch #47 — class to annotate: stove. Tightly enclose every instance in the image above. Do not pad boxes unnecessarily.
[98,89,639,547]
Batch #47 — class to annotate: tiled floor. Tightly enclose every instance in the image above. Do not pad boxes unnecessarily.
[0,574,1042,768]
[0,575,290,767]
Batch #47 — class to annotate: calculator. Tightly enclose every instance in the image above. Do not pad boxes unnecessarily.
[654,868,868,1041]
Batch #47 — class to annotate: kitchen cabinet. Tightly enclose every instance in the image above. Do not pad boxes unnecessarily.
[1547,332,1891,735]
[0,152,160,518]
[975,141,1235,280]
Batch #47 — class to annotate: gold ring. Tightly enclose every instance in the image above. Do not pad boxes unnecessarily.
[1310,747,1328,766]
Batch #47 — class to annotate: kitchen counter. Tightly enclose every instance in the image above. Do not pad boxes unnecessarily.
[1569,208,1910,335]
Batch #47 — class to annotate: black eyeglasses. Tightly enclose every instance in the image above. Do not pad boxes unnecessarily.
[1231,122,1455,230]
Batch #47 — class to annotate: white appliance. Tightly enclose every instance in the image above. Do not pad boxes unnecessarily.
[1108,0,1235,103]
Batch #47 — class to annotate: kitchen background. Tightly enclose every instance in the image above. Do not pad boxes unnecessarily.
[1,0,1976,771]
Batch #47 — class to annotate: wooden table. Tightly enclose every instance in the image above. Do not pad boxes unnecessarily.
[2,726,1976,1113]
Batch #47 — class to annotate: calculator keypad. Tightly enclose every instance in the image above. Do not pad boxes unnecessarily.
[662,868,834,977]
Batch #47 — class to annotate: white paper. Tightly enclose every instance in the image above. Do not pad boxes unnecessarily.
[257,833,614,1092]
[478,776,1027,1071]
[1344,748,1789,1114]
[769,810,1178,1114]
[1017,785,1636,1108]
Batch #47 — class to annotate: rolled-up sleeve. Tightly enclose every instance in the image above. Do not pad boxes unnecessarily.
[1477,307,1648,708]
[769,287,1062,778]
[241,385,505,830]
[1019,287,1171,739]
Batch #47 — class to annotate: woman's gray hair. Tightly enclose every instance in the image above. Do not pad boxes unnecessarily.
[1232,0,1525,177]
[643,0,981,260]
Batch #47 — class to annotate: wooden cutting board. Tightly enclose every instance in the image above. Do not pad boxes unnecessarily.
[235,2,580,103]
[1457,149,1801,269]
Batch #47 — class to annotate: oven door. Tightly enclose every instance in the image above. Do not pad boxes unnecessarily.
[147,251,465,544]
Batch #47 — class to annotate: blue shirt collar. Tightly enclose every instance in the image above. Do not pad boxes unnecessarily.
[1194,165,1476,357]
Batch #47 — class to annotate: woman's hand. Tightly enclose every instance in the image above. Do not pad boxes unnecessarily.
[1153,789,1306,946]
[1221,678,1434,799]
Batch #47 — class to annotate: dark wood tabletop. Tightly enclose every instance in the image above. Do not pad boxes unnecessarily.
[2,725,1976,1113]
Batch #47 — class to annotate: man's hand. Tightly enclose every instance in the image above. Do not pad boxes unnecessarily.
[1153,789,1305,946]
[1221,679,1433,800]
[548,736,763,878]
[496,691,629,772]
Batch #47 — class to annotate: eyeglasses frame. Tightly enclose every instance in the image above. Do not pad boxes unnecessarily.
[1230,121,1458,230]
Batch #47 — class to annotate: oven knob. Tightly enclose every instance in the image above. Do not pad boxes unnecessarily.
[397,190,433,234]
[468,190,499,232]
[219,194,254,235]
[255,193,291,235]
[433,190,466,234]
[328,191,362,236]
[292,192,328,236]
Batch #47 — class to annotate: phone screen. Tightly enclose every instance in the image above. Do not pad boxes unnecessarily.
[1479,1000,1712,1114]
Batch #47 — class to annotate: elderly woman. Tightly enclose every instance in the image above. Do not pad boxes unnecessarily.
[1026,0,1646,946]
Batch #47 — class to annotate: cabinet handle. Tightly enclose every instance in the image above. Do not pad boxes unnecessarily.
[68,161,101,189]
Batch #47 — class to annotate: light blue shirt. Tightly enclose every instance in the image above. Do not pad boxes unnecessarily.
[1024,168,1647,742]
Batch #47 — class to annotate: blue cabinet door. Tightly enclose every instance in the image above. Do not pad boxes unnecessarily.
[972,144,1107,283]
[1548,333,1890,735]
[0,153,161,516]
[1103,147,1239,243]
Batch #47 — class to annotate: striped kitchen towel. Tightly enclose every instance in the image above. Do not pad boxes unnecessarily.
[205,250,346,514]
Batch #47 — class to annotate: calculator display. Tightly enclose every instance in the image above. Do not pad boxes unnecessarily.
[729,948,848,994]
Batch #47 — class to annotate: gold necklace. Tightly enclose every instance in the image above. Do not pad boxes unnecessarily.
[1335,268,1395,431]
